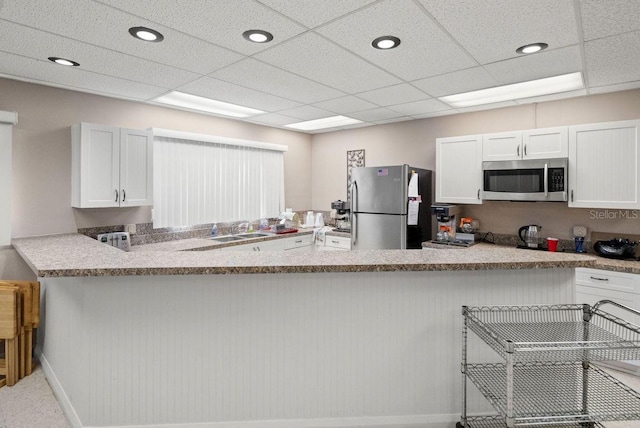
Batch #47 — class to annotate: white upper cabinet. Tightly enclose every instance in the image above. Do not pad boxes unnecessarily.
[569,120,640,209]
[436,135,483,204]
[482,127,568,161]
[72,123,152,208]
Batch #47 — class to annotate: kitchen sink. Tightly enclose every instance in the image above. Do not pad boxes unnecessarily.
[236,233,271,239]
[210,235,246,242]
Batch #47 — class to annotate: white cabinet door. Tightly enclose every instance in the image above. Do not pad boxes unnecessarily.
[569,120,640,209]
[72,123,120,208]
[120,128,153,207]
[435,135,483,204]
[72,123,153,208]
[575,268,640,325]
[523,127,568,159]
[482,131,522,161]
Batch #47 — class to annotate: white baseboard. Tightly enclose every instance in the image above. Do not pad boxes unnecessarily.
[38,353,84,428]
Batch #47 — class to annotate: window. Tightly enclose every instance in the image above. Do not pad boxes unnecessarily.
[152,129,286,228]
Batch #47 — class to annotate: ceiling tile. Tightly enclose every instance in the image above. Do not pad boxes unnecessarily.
[418,0,579,64]
[317,0,476,81]
[579,0,640,41]
[254,32,402,93]
[176,77,302,112]
[312,95,378,114]
[374,116,416,125]
[0,0,243,75]
[387,98,451,116]
[455,100,518,114]
[584,31,640,87]
[348,108,406,122]
[0,21,200,89]
[210,58,344,104]
[513,89,588,105]
[412,110,458,119]
[484,45,583,86]
[411,67,498,97]
[0,52,167,100]
[275,105,333,121]
[356,84,430,106]
[589,81,640,95]
[247,112,300,126]
[96,0,307,55]
[257,0,377,28]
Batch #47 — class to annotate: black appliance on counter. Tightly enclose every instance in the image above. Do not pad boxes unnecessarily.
[593,238,639,260]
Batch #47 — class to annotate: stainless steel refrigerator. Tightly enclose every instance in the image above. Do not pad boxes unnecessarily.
[350,165,433,250]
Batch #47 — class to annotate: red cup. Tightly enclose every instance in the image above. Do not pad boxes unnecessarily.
[547,237,559,252]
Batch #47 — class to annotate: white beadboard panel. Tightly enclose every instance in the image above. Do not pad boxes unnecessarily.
[39,269,575,427]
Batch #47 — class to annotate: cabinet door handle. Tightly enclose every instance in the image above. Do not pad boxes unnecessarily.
[517,145,520,157]
[477,189,480,199]
[331,240,339,244]
[524,144,527,156]
[590,276,609,281]
[571,189,574,202]
[122,189,126,202]
[115,189,119,202]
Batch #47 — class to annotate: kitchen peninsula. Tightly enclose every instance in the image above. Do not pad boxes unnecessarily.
[12,233,630,428]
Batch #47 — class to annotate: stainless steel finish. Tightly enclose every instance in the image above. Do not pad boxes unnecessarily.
[211,235,246,242]
[350,181,357,246]
[459,301,640,428]
[351,212,406,249]
[235,233,271,239]
[352,165,408,215]
[482,158,568,202]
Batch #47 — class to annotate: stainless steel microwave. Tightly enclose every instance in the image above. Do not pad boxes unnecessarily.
[482,158,568,201]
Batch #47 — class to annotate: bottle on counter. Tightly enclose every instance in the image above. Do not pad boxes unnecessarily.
[211,223,218,237]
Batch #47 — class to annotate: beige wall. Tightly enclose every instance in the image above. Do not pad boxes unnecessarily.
[312,89,640,240]
[0,78,312,238]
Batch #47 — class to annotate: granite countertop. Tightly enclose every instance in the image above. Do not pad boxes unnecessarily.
[11,232,618,278]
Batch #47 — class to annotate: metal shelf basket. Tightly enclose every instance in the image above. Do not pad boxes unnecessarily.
[463,301,640,362]
[457,415,605,428]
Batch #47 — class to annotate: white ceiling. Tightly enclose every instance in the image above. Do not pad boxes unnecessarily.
[1,0,639,133]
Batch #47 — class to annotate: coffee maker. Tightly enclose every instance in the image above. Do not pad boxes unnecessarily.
[331,200,351,232]
[430,204,461,242]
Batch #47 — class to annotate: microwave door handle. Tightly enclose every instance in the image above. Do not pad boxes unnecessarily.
[544,163,549,198]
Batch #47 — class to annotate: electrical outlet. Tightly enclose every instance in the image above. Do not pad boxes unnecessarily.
[125,224,137,234]
[572,226,587,237]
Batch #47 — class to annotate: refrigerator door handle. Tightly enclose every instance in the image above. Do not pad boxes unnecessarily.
[351,180,357,246]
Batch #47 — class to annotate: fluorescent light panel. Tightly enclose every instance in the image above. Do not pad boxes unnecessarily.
[153,91,264,118]
[438,72,584,108]
[285,115,363,131]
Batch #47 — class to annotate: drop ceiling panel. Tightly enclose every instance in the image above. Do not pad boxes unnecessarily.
[210,58,344,104]
[257,0,377,28]
[579,0,640,41]
[589,81,640,95]
[312,95,378,114]
[0,52,167,100]
[387,99,451,116]
[0,0,243,75]
[254,32,402,93]
[276,105,333,121]
[584,32,640,87]
[484,46,583,86]
[411,67,498,97]
[0,21,200,89]
[247,112,300,126]
[418,0,579,65]
[317,0,476,81]
[97,0,307,55]
[348,108,406,122]
[176,77,302,112]
[356,84,430,107]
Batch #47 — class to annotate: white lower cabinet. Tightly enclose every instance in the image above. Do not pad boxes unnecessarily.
[283,234,313,251]
[321,235,351,251]
[221,239,285,252]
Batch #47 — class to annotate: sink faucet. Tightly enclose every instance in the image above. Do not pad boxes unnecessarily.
[232,222,250,235]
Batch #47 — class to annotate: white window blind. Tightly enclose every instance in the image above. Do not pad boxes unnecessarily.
[152,129,286,228]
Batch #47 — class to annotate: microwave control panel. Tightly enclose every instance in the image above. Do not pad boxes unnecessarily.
[548,168,565,192]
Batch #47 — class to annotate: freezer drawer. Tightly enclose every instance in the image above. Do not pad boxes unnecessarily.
[352,212,406,250]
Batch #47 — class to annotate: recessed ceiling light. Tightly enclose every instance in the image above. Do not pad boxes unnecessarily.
[371,36,401,50]
[48,57,80,67]
[152,91,264,118]
[438,72,584,108]
[129,26,164,42]
[516,42,548,54]
[242,30,273,43]
[285,115,363,131]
